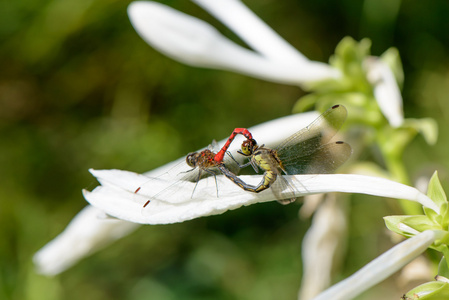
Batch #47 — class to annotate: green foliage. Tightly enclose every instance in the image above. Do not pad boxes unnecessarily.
[428,172,448,208]
[439,258,449,278]
[296,36,439,215]
[402,281,449,300]
[385,172,448,238]
[385,172,449,296]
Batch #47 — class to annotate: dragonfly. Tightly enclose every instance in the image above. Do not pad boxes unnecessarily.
[137,128,254,207]
[220,104,352,204]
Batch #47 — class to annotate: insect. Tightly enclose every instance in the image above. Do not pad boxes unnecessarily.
[137,128,254,207]
[181,128,253,198]
[221,104,352,204]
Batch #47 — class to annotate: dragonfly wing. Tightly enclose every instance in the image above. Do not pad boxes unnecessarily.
[271,176,297,205]
[281,141,352,175]
[178,168,203,182]
[275,105,347,159]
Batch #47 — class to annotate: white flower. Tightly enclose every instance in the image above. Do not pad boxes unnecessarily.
[127,1,340,86]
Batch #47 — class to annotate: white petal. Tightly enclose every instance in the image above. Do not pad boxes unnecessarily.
[296,174,438,213]
[85,171,438,225]
[33,206,139,276]
[311,230,437,300]
[192,0,309,64]
[365,57,404,127]
[398,222,421,235]
[127,1,339,85]
[128,1,238,66]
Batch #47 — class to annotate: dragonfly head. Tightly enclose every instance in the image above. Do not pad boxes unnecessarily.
[238,138,258,156]
[186,152,198,168]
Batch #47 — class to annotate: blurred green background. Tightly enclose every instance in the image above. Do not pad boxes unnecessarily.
[1,0,449,299]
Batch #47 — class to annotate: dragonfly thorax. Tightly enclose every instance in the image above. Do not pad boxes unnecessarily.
[186,150,217,169]
[252,148,283,173]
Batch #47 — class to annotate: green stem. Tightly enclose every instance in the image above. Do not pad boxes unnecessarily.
[380,138,423,215]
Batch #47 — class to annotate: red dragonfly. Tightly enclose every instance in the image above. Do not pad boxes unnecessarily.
[137,128,254,207]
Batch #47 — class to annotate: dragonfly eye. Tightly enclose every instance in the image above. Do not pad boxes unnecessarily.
[240,139,257,156]
[186,152,197,167]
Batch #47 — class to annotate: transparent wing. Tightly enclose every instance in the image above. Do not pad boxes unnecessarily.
[280,141,352,175]
[275,105,347,159]
[270,176,297,205]
[135,151,223,207]
[136,160,199,190]
[273,141,351,204]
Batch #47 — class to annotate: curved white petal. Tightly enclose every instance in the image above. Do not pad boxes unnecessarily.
[365,57,404,127]
[398,222,421,235]
[127,1,340,85]
[312,230,438,300]
[33,206,139,276]
[193,0,308,64]
[84,170,438,225]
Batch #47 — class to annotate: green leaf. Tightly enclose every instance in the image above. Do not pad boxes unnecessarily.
[401,216,441,232]
[384,215,441,238]
[384,215,420,237]
[440,203,449,228]
[439,256,449,278]
[424,206,442,225]
[427,171,447,208]
[403,281,449,299]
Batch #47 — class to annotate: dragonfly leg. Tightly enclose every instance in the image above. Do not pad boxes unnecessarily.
[226,151,253,169]
[218,165,276,193]
[191,168,203,199]
[203,168,219,197]
[198,169,218,198]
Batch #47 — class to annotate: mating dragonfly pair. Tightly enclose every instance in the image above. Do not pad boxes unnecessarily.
[138,104,352,207]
